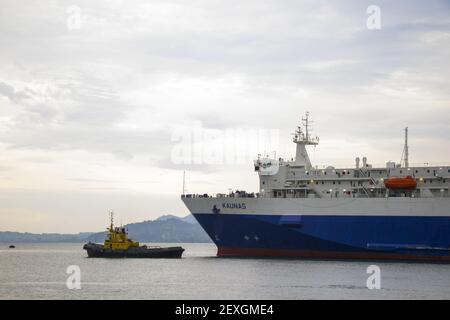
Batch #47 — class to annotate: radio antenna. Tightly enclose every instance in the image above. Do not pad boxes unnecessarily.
[182,170,186,195]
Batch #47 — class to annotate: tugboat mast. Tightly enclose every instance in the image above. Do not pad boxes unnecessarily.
[109,210,114,231]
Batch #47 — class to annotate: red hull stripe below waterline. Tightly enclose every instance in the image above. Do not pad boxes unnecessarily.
[217,247,450,262]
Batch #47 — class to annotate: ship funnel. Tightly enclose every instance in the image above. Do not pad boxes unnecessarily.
[355,157,360,169]
[362,157,367,168]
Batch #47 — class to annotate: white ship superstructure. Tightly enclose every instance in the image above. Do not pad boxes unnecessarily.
[254,114,449,200]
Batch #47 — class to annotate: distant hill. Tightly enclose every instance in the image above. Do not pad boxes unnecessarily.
[156,214,196,224]
[0,231,93,243]
[0,215,211,243]
[155,214,182,222]
[180,214,196,224]
[87,215,211,243]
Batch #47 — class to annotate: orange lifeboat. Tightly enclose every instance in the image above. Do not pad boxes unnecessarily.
[384,176,417,190]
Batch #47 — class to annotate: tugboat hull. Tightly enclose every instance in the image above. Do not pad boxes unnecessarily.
[83,243,184,258]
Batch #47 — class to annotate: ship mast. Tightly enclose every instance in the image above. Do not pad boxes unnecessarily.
[292,112,319,169]
[401,127,409,168]
[404,127,409,168]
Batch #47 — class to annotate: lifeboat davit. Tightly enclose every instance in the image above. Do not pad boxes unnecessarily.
[384,176,417,190]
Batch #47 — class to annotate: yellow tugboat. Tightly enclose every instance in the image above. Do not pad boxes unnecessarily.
[83,212,184,258]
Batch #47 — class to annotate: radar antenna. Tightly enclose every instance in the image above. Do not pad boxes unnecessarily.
[292,111,319,145]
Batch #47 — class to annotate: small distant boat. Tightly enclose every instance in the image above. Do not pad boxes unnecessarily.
[8,245,15,249]
[83,212,184,258]
[384,176,417,190]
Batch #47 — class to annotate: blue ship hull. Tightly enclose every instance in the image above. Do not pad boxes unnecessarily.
[194,213,450,262]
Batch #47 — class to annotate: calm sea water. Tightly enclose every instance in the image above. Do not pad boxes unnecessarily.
[1,243,450,300]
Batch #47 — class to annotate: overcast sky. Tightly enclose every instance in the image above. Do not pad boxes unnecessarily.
[1,0,449,233]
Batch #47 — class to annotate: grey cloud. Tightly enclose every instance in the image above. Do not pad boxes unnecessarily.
[112,150,134,160]
[0,0,449,171]
[18,157,54,164]
[3,124,172,159]
[186,112,247,129]
[155,157,220,174]
[0,81,29,103]
[0,74,170,161]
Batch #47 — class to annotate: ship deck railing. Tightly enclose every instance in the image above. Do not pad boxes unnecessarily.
[182,193,260,199]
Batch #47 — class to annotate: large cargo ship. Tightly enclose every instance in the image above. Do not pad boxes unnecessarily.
[181,113,450,262]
